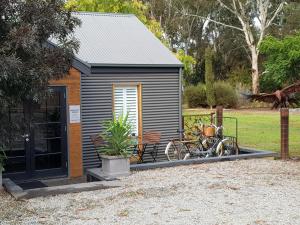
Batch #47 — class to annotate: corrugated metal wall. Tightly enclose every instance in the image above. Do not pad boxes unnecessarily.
[81,68,180,169]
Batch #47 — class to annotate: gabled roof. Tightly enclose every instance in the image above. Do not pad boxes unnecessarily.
[60,12,182,72]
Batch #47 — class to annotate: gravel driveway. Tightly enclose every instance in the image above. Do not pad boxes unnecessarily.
[1,159,300,225]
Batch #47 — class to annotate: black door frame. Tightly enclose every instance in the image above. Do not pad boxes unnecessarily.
[3,86,68,181]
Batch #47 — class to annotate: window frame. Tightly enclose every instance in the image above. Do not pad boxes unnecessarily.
[112,83,143,141]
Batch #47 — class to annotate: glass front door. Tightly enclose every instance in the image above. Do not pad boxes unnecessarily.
[4,87,68,180]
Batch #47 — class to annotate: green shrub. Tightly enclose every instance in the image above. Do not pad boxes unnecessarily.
[214,81,238,108]
[184,84,207,108]
[185,82,238,109]
[228,66,251,88]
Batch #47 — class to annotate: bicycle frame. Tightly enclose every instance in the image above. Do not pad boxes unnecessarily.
[166,126,234,161]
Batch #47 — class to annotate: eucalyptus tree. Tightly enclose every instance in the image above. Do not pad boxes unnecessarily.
[269,1,300,37]
[148,0,214,84]
[180,0,287,94]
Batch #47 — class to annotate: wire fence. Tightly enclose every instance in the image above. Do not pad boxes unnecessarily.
[289,111,300,157]
[183,109,300,157]
[222,110,280,152]
[182,113,238,150]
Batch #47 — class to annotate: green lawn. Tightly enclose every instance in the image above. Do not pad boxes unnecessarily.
[184,108,300,156]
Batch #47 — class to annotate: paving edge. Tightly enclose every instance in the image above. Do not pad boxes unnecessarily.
[130,147,278,171]
[3,178,121,200]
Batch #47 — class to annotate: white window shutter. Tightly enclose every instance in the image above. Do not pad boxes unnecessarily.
[114,87,124,118]
[125,87,138,135]
[114,86,138,136]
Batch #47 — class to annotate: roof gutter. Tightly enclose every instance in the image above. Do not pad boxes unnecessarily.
[89,63,184,68]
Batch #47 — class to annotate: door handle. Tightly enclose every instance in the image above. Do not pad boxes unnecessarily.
[22,134,30,142]
[22,134,29,138]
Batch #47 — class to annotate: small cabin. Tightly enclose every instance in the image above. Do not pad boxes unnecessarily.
[4,12,183,181]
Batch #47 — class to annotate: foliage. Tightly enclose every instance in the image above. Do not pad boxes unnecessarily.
[185,81,238,109]
[99,113,135,157]
[184,84,207,108]
[147,0,300,90]
[269,1,300,38]
[205,47,215,108]
[0,0,80,162]
[259,33,300,90]
[228,66,252,88]
[176,50,196,86]
[66,0,166,41]
[214,81,238,108]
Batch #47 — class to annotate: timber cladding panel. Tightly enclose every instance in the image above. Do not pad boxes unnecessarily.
[50,68,83,177]
[81,69,180,169]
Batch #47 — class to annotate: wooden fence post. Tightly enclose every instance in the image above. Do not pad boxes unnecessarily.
[216,106,223,127]
[210,112,214,124]
[280,108,289,160]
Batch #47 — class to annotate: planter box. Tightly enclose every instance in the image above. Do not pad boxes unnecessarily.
[101,155,130,177]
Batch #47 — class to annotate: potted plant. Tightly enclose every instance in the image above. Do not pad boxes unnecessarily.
[0,147,7,189]
[98,113,136,177]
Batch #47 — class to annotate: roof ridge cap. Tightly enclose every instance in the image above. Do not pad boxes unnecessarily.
[72,11,135,17]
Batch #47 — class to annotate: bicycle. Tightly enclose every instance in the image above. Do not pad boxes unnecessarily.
[165,124,235,161]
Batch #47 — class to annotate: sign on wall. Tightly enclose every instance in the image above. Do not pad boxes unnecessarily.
[69,105,81,123]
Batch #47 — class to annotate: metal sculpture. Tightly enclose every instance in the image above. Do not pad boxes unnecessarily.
[244,82,300,109]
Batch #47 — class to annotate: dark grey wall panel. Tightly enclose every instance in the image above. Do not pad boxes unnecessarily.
[81,71,180,169]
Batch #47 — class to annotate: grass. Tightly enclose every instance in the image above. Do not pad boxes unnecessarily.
[184,108,300,157]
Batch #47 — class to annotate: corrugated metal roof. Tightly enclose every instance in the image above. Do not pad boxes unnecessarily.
[69,12,182,67]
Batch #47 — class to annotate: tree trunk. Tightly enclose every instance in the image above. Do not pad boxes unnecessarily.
[251,47,260,94]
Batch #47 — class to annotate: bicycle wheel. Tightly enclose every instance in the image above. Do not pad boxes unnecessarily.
[215,141,225,157]
[223,143,235,156]
[165,141,187,161]
[215,139,234,156]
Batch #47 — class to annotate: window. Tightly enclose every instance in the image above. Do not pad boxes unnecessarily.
[114,85,139,135]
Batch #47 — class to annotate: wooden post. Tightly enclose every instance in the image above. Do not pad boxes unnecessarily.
[280,108,289,160]
[210,112,215,124]
[216,106,223,127]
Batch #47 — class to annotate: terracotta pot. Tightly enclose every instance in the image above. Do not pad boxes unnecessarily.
[204,126,215,137]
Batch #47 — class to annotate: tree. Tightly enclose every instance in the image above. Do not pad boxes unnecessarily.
[269,1,300,38]
[183,0,287,94]
[0,0,79,152]
[149,0,253,85]
[66,0,165,41]
[259,33,300,91]
[176,49,196,86]
[205,47,215,108]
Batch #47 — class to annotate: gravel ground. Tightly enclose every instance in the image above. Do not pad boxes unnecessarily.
[1,159,300,225]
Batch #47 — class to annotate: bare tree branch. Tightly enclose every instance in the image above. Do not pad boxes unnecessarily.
[182,13,244,32]
[256,1,286,49]
[216,0,237,15]
[265,2,286,28]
